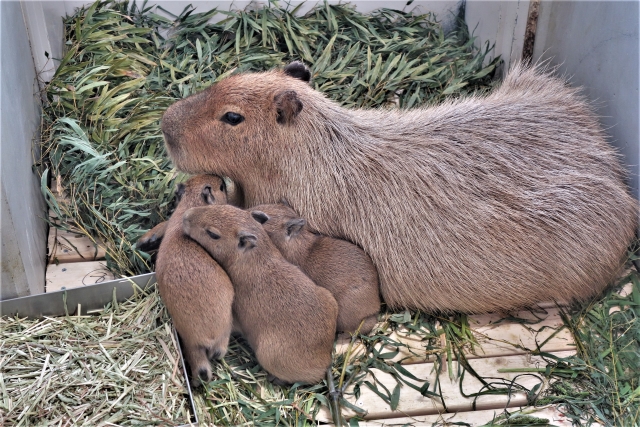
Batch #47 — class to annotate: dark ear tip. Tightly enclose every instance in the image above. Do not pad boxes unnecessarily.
[280,197,292,207]
[283,61,311,82]
[251,211,269,224]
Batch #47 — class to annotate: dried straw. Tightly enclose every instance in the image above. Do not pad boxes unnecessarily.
[0,288,191,426]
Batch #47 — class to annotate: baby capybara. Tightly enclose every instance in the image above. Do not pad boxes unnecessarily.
[251,202,380,334]
[162,61,637,313]
[155,174,234,385]
[182,204,338,384]
[137,177,243,252]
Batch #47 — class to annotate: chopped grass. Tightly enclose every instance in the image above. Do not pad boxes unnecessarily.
[0,287,191,426]
[535,262,640,426]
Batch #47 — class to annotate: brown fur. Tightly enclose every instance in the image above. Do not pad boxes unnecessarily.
[182,204,338,384]
[251,203,380,333]
[155,174,234,385]
[136,177,243,253]
[162,61,637,313]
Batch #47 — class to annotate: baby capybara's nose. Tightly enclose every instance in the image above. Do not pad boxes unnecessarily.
[182,208,194,233]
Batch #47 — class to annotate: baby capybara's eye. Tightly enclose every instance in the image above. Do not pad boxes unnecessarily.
[221,112,244,126]
[206,229,221,240]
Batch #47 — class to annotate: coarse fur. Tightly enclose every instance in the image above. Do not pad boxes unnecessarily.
[182,204,338,384]
[251,203,380,333]
[155,174,234,385]
[162,61,637,313]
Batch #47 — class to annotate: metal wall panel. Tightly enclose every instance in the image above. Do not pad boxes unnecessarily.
[0,0,48,300]
[533,0,639,205]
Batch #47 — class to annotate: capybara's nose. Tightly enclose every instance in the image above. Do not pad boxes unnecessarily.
[161,104,181,147]
[182,209,193,233]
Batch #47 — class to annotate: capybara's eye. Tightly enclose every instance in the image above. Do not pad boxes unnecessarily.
[206,230,221,240]
[221,112,244,126]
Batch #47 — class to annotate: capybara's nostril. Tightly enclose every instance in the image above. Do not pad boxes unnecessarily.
[198,367,210,382]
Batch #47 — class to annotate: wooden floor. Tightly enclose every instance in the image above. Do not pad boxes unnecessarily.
[45,180,591,426]
[45,179,113,292]
[317,307,578,425]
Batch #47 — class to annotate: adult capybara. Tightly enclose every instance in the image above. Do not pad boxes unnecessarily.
[155,174,234,385]
[251,203,380,334]
[162,61,637,313]
[182,204,338,384]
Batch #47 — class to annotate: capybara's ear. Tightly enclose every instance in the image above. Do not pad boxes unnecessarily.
[202,185,216,205]
[251,211,269,224]
[280,197,292,208]
[238,231,257,250]
[175,183,186,201]
[283,61,311,83]
[274,90,303,125]
[285,218,306,238]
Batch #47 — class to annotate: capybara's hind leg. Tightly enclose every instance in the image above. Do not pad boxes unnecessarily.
[267,373,291,387]
[205,338,229,361]
[184,344,212,386]
[359,314,378,335]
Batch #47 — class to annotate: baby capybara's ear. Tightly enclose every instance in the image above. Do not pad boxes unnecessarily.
[251,211,269,224]
[238,231,257,250]
[274,90,303,125]
[285,218,306,238]
[202,185,216,205]
[283,61,311,83]
[175,183,186,201]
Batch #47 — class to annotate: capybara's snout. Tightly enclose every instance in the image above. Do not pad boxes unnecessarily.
[161,103,182,148]
[162,89,212,148]
[182,208,195,234]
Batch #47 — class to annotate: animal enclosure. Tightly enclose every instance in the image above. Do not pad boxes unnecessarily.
[1,1,638,426]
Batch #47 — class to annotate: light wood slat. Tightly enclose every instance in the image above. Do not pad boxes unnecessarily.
[46,261,115,293]
[335,307,574,365]
[354,405,581,426]
[317,350,575,422]
[47,227,106,264]
[50,177,63,196]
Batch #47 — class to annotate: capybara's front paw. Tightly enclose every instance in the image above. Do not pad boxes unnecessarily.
[136,221,168,252]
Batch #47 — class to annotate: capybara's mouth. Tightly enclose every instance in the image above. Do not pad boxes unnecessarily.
[162,131,175,148]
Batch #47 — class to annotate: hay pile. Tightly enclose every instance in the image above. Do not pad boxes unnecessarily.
[0,288,192,426]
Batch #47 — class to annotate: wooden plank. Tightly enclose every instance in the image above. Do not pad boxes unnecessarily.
[50,176,63,196]
[355,405,580,426]
[46,261,115,293]
[47,227,106,264]
[317,350,575,422]
[336,307,574,365]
